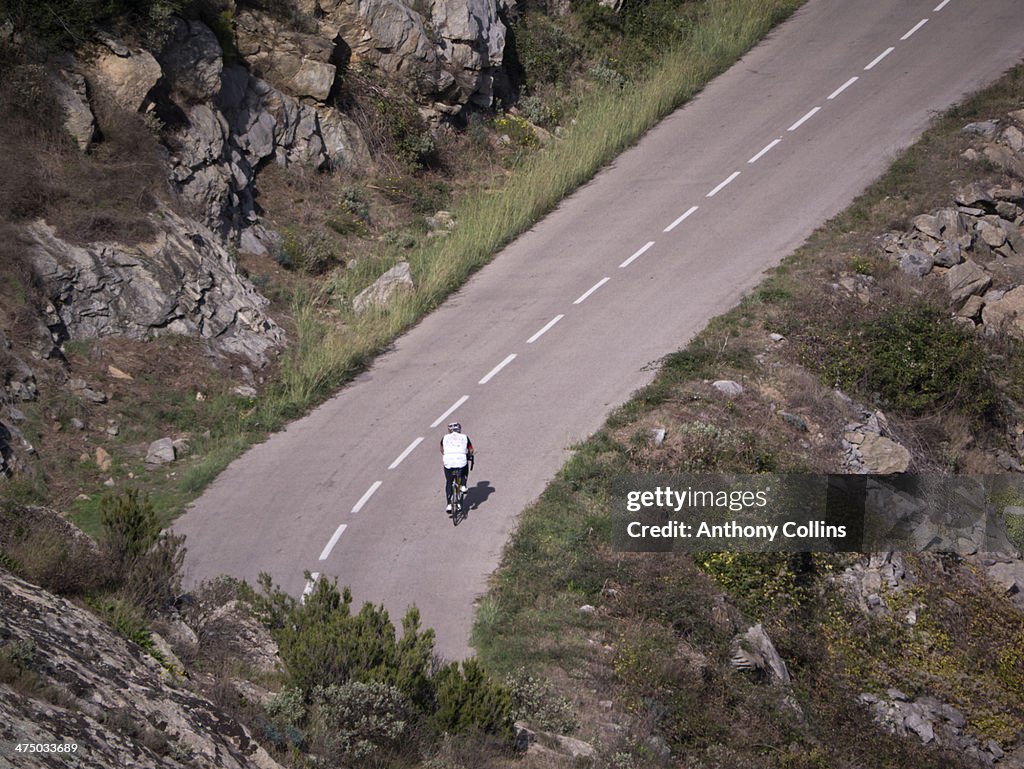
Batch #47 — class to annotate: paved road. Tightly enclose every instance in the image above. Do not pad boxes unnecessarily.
[176,0,1024,659]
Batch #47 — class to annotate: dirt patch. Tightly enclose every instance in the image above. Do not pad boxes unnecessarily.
[24,334,242,510]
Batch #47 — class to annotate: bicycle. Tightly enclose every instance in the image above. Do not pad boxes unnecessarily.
[446,457,473,521]
[451,473,466,516]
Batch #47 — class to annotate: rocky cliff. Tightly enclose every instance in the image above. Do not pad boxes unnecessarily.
[0,0,515,491]
[0,569,283,769]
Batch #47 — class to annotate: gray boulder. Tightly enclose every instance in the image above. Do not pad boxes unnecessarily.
[898,248,933,278]
[730,623,791,684]
[158,19,225,105]
[712,379,743,396]
[54,69,96,150]
[962,120,999,138]
[982,285,1024,339]
[353,262,415,312]
[146,438,176,465]
[946,260,992,308]
[86,38,162,112]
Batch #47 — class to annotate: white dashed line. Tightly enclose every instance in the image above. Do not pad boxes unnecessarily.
[574,277,610,305]
[301,572,320,603]
[351,481,382,514]
[479,353,517,385]
[933,0,950,10]
[663,206,699,232]
[707,171,741,198]
[901,18,928,40]
[748,138,781,164]
[828,76,858,100]
[619,241,655,269]
[865,47,894,70]
[389,437,424,469]
[431,395,469,428]
[788,107,820,132]
[527,314,564,343]
[319,525,347,560]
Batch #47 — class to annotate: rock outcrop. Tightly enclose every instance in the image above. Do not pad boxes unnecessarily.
[85,36,163,112]
[24,209,285,366]
[154,17,369,243]
[841,409,911,474]
[859,689,1017,768]
[12,0,514,245]
[312,0,509,111]
[729,623,791,684]
[0,569,284,769]
[879,113,1024,344]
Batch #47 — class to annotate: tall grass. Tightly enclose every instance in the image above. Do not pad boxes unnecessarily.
[411,0,800,307]
[163,0,804,518]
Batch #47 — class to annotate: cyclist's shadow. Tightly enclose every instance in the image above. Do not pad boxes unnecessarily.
[453,480,495,526]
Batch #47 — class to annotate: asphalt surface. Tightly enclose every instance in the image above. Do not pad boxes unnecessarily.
[175,0,1024,659]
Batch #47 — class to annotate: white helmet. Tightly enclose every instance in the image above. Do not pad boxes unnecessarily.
[447,422,461,433]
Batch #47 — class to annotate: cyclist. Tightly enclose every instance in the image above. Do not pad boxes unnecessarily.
[441,422,474,512]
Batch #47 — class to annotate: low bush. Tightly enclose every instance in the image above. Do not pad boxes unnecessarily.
[248,573,513,756]
[506,668,579,732]
[369,96,436,168]
[307,681,413,762]
[817,302,997,419]
[510,13,582,91]
[4,0,178,48]
[276,227,341,274]
[95,490,186,616]
[100,489,160,573]
[434,658,512,737]
[0,505,109,595]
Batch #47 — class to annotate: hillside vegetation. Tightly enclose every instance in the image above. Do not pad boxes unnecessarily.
[473,65,1024,768]
[0,1,833,767]
[0,0,802,527]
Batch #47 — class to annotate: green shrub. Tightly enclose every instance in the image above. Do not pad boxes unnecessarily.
[277,227,340,274]
[434,658,512,737]
[97,490,185,614]
[251,574,437,709]
[100,489,160,574]
[249,574,513,758]
[1006,515,1024,554]
[505,668,579,732]
[820,302,996,418]
[265,685,307,730]
[0,639,37,676]
[492,113,538,148]
[588,60,626,89]
[308,681,412,762]
[87,595,155,649]
[518,94,555,127]
[850,254,875,275]
[511,13,581,90]
[120,531,185,613]
[4,0,179,48]
[371,97,436,168]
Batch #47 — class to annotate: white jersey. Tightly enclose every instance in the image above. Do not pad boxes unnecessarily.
[442,432,470,469]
